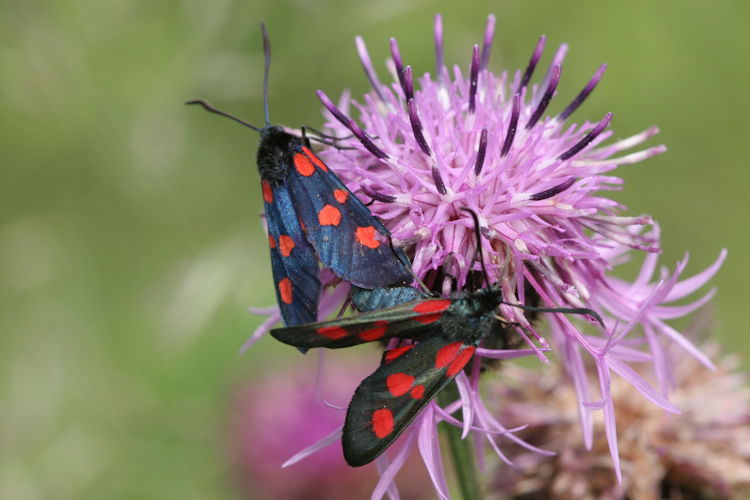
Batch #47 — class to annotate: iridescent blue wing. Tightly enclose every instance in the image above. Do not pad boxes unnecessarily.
[284,145,413,288]
[351,285,426,312]
[263,180,321,326]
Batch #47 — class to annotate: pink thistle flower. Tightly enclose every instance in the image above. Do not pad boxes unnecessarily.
[247,14,726,498]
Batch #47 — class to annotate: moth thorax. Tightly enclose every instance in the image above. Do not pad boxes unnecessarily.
[256,126,298,182]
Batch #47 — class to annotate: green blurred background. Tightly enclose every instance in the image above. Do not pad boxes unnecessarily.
[2,0,748,498]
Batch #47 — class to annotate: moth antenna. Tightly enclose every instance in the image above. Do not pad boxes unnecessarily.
[460,208,490,289]
[260,22,272,126]
[501,302,605,327]
[496,242,513,287]
[302,126,354,141]
[289,126,352,148]
[185,99,260,132]
[307,136,358,149]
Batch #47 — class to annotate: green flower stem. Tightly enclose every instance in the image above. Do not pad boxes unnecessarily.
[438,384,481,500]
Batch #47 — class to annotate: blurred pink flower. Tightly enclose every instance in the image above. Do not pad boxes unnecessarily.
[228,359,433,499]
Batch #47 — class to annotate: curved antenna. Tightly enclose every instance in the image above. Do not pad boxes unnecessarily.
[302,126,354,141]
[501,302,604,327]
[185,99,260,132]
[261,22,271,126]
[460,208,491,289]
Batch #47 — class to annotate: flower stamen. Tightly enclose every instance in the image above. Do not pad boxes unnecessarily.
[474,128,488,176]
[521,35,546,89]
[355,36,386,101]
[390,37,406,95]
[500,93,521,157]
[403,66,415,102]
[529,176,576,201]
[317,90,389,160]
[558,112,612,161]
[469,45,480,113]
[526,65,561,130]
[479,14,496,71]
[348,118,389,160]
[434,14,444,84]
[361,185,396,203]
[408,98,431,156]
[558,63,607,122]
[317,90,350,127]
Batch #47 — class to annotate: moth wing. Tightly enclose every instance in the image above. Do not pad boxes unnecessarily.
[285,146,412,288]
[343,336,477,466]
[264,183,321,326]
[350,285,426,312]
[270,298,453,349]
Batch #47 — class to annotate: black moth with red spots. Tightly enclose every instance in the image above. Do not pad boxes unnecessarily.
[272,285,516,466]
[187,24,412,327]
[257,126,412,327]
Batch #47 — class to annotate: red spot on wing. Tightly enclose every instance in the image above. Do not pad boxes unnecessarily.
[413,313,443,325]
[302,146,328,172]
[278,235,295,257]
[278,278,292,304]
[413,299,452,324]
[261,180,273,203]
[386,373,414,397]
[317,325,348,340]
[413,300,452,314]
[410,385,425,399]
[447,346,475,376]
[318,204,342,226]
[435,342,463,370]
[371,408,394,438]
[299,217,306,232]
[355,226,381,249]
[333,189,348,204]
[359,320,388,341]
[293,153,315,176]
[384,345,413,363]
[269,235,276,249]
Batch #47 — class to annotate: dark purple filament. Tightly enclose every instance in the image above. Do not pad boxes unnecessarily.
[317,90,350,128]
[474,128,488,176]
[403,66,415,102]
[318,92,388,158]
[432,166,447,195]
[408,98,431,156]
[521,35,546,89]
[526,65,561,130]
[501,93,521,157]
[558,63,607,122]
[558,112,612,161]
[529,177,576,201]
[348,118,389,160]
[469,44,480,113]
[390,38,407,97]
[361,185,396,203]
